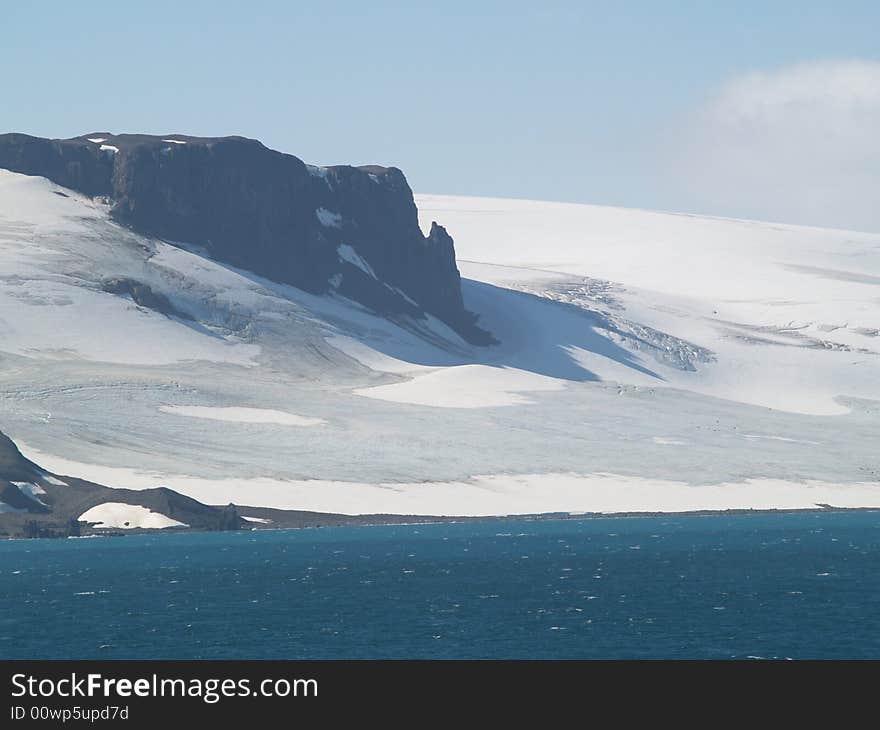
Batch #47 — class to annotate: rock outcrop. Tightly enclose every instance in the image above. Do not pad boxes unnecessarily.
[0,132,492,343]
[100,277,192,320]
[0,428,244,537]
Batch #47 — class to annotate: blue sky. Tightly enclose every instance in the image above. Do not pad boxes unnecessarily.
[4,2,880,229]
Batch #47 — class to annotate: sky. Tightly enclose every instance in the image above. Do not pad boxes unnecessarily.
[3,1,880,231]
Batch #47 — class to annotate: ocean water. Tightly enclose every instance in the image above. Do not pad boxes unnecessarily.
[1,512,879,659]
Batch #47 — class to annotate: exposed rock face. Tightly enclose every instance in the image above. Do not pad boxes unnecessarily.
[0,430,38,483]
[0,132,491,343]
[101,277,192,320]
[218,504,241,532]
[0,431,50,514]
[0,483,49,513]
[0,428,244,536]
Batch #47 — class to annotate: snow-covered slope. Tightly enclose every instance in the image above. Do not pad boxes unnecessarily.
[1,172,878,516]
[417,194,880,416]
[78,502,188,530]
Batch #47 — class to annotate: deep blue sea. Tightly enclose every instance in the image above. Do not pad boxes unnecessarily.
[2,512,879,659]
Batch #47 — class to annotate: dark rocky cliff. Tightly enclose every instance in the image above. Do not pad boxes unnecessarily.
[0,132,491,343]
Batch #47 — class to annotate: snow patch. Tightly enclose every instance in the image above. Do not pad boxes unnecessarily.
[41,474,68,487]
[316,208,343,228]
[326,335,433,374]
[353,365,566,408]
[12,482,48,507]
[390,287,420,307]
[159,405,324,426]
[307,165,332,188]
[79,503,188,529]
[337,244,376,278]
[742,434,820,445]
[12,481,46,496]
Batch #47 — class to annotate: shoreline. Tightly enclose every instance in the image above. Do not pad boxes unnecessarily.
[237,503,880,530]
[2,503,878,543]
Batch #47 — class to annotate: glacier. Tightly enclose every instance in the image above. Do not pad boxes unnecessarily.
[1,170,879,516]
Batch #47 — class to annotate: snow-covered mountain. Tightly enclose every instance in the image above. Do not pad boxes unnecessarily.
[1,151,879,518]
[0,133,489,343]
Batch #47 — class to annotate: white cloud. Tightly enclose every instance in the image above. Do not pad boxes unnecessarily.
[660,59,880,232]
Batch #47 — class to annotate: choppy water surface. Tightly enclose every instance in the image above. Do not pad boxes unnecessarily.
[1,512,879,659]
